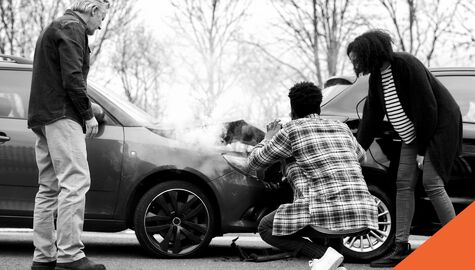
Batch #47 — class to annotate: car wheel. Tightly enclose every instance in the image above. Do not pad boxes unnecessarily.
[339,185,395,261]
[134,180,215,258]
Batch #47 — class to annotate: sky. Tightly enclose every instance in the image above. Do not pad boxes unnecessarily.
[98,0,287,127]
[136,0,277,38]
[134,0,475,67]
[91,0,475,128]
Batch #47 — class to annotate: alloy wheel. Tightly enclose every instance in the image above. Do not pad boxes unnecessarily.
[342,195,392,253]
[142,188,211,256]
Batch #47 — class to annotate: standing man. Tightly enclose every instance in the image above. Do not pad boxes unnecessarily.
[28,1,110,270]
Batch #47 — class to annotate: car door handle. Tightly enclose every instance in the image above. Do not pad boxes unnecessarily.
[0,132,10,143]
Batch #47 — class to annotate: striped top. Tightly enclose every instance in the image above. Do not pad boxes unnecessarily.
[381,65,416,144]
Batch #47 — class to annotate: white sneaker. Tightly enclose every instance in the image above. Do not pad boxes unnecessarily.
[308,247,344,270]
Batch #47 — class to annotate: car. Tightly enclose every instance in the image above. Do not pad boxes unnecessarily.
[319,69,475,260]
[0,55,291,258]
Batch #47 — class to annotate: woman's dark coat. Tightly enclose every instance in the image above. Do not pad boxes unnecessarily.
[357,52,463,184]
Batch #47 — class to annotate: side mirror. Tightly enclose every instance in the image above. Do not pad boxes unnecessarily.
[91,102,105,124]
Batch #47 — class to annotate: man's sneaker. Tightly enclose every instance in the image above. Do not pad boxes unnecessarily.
[308,247,344,270]
[55,257,105,270]
[370,242,412,268]
[31,260,56,270]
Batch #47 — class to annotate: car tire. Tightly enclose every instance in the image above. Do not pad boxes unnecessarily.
[338,185,395,261]
[134,180,216,258]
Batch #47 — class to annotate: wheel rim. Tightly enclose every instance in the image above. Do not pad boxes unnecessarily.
[342,195,392,253]
[143,188,210,255]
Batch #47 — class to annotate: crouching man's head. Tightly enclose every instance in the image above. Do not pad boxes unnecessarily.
[288,82,323,120]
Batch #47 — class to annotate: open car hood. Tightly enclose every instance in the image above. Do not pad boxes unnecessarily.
[148,119,265,151]
[221,120,265,146]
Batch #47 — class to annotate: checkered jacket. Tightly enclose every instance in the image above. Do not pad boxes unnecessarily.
[249,114,378,236]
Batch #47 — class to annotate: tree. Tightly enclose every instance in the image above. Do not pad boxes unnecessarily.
[110,24,171,120]
[88,0,137,64]
[0,0,15,55]
[0,0,66,56]
[264,0,366,86]
[0,0,137,65]
[234,41,289,126]
[448,1,475,63]
[377,0,465,65]
[170,0,250,120]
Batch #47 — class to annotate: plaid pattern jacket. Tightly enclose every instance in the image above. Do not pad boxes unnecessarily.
[249,114,378,236]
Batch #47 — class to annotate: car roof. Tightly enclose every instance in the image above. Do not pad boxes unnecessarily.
[324,75,356,88]
[429,67,475,72]
[0,62,32,69]
[0,55,33,69]
[325,67,475,86]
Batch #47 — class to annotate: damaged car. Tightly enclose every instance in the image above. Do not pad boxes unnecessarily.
[0,55,291,258]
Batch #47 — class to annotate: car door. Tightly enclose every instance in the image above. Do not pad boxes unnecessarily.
[0,68,124,220]
[0,68,38,216]
[84,91,125,219]
[435,74,475,211]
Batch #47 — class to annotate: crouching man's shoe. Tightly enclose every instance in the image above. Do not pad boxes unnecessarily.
[31,260,56,270]
[370,242,411,268]
[55,257,105,270]
[309,247,344,270]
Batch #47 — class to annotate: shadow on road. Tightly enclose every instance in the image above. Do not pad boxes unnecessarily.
[0,232,384,270]
[0,235,274,262]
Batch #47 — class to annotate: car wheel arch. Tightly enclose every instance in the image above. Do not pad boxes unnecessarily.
[338,168,396,261]
[362,166,395,196]
[125,168,222,235]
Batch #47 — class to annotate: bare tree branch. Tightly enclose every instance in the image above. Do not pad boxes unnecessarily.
[111,24,171,119]
[377,0,465,65]
[170,0,250,120]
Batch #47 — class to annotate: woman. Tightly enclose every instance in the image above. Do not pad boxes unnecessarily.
[346,30,463,268]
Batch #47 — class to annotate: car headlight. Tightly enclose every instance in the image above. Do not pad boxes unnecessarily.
[221,153,257,178]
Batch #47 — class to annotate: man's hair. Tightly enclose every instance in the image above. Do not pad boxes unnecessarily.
[288,81,322,118]
[347,29,394,75]
[71,0,110,14]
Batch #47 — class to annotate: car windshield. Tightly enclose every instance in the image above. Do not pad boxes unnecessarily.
[89,81,157,126]
[322,84,352,106]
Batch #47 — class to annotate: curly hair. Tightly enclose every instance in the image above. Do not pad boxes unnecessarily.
[347,29,394,75]
[288,81,322,118]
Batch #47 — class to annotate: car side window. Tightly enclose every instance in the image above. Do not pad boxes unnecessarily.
[0,69,31,119]
[436,75,475,123]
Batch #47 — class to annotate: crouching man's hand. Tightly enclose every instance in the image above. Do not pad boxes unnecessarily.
[265,120,282,140]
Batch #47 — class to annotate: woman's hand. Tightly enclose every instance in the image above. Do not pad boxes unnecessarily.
[265,120,282,140]
[416,155,425,170]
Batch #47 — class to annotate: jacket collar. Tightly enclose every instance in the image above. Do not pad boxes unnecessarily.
[304,113,320,119]
[64,9,87,28]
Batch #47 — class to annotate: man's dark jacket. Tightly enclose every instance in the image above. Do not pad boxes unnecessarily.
[357,52,463,184]
[28,10,93,131]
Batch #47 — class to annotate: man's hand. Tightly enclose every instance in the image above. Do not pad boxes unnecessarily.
[85,116,99,139]
[416,154,425,170]
[265,120,282,140]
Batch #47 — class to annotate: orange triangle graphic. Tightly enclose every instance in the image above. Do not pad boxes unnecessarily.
[395,202,475,270]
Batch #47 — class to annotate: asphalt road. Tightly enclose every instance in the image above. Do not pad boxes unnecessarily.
[0,230,427,270]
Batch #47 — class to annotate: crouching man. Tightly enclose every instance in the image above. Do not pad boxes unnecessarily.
[248,82,378,270]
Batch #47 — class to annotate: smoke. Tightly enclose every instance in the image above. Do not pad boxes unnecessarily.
[153,119,264,154]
